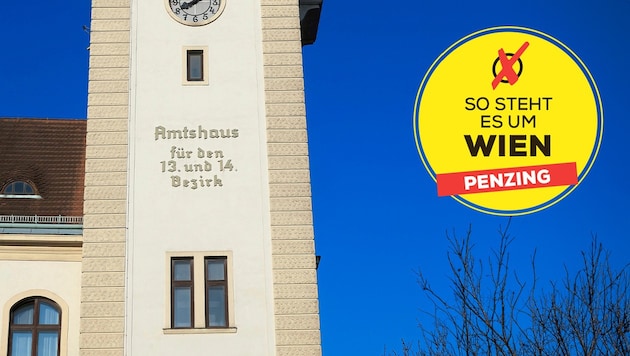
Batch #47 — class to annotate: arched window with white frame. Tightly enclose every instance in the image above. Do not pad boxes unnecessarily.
[0,180,41,199]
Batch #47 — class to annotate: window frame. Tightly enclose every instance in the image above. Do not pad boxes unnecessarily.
[186,49,204,82]
[170,257,194,329]
[8,297,61,356]
[1,291,69,356]
[204,256,228,328]
[0,180,42,199]
[182,46,209,85]
[165,252,235,334]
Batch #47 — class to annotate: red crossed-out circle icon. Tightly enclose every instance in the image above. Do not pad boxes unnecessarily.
[491,41,529,89]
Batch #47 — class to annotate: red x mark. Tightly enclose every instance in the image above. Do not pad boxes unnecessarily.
[491,41,529,89]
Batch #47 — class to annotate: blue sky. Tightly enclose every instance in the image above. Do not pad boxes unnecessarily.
[305,1,629,354]
[1,1,629,355]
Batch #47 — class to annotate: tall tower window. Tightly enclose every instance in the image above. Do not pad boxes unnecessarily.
[166,253,234,332]
[183,47,209,85]
[187,50,204,81]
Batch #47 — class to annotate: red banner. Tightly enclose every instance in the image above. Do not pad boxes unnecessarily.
[437,162,578,196]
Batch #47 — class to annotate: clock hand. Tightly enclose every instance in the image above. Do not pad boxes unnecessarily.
[180,0,202,10]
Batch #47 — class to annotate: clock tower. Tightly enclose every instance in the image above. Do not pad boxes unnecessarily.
[81,0,323,355]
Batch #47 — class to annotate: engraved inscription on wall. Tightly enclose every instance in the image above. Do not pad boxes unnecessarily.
[155,125,239,189]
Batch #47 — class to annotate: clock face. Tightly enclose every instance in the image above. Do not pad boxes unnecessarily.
[167,0,225,26]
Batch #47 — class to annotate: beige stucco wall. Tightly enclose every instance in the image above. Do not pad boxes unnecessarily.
[81,0,130,355]
[262,1,322,354]
[125,0,278,353]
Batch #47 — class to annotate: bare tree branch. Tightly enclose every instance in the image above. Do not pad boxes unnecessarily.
[389,224,629,356]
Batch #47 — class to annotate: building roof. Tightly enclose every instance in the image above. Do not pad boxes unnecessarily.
[0,118,86,217]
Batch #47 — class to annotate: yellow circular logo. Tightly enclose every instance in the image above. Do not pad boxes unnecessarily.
[414,26,603,215]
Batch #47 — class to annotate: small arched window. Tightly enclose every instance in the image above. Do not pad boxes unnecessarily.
[1,181,40,199]
[8,297,60,356]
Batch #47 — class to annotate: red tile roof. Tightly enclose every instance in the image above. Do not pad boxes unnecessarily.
[0,118,86,217]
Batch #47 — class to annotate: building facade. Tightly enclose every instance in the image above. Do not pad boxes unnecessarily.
[0,0,322,355]
[0,119,86,356]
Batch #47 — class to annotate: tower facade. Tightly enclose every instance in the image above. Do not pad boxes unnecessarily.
[82,0,322,355]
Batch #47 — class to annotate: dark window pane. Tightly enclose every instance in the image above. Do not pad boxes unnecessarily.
[11,331,32,356]
[206,259,225,281]
[173,260,192,281]
[12,303,34,325]
[3,181,37,195]
[207,285,226,327]
[187,50,204,81]
[39,303,60,325]
[37,331,59,356]
[173,287,192,328]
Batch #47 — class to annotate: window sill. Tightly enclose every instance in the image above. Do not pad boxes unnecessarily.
[0,194,42,199]
[163,327,237,335]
